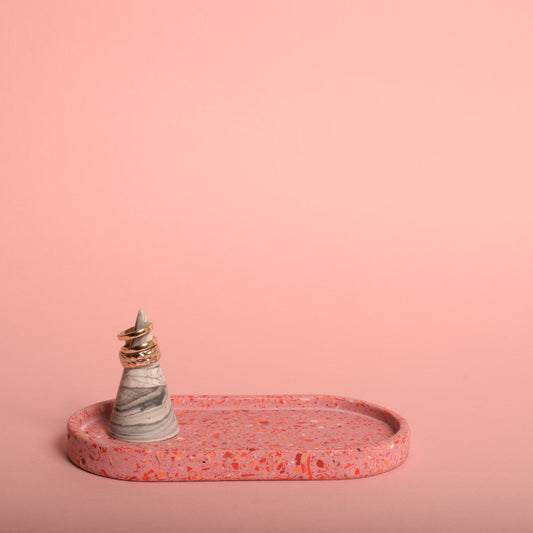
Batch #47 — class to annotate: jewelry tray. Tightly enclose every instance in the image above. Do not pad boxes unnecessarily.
[67,394,409,481]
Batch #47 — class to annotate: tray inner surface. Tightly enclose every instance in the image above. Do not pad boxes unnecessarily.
[82,405,396,451]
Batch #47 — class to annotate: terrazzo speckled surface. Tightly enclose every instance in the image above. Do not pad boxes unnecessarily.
[68,395,409,481]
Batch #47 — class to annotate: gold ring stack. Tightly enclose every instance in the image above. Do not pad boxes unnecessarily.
[117,322,161,368]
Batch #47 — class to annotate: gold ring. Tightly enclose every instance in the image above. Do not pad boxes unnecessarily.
[119,342,161,368]
[117,323,153,341]
[120,340,156,354]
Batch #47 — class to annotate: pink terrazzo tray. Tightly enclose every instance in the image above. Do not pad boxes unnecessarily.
[67,394,409,481]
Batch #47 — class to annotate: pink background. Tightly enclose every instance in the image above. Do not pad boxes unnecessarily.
[1,1,532,531]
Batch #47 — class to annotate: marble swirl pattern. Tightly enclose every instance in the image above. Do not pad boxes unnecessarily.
[108,362,180,442]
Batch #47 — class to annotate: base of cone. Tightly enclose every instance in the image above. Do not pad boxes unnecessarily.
[108,421,180,443]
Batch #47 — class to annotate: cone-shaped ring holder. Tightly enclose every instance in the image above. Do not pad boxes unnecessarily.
[107,310,179,443]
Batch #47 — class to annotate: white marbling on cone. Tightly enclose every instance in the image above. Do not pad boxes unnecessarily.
[108,309,179,442]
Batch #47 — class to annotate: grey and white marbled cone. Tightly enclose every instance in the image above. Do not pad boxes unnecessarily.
[107,309,180,442]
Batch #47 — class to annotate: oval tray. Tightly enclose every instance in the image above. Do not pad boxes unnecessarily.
[67,394,409,481]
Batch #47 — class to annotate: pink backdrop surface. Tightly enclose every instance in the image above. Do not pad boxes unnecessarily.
[1,1,532,531]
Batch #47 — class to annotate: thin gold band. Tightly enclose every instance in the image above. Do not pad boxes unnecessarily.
[117,323,154,341]
[120,340,156,354]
